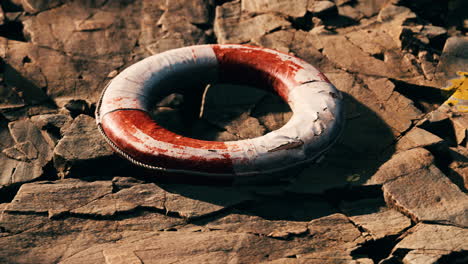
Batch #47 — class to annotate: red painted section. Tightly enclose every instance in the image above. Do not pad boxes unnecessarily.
[101,110,234,174]
[212,45,305,102]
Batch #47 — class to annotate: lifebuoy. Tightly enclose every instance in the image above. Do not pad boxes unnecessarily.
[96,44,344,177]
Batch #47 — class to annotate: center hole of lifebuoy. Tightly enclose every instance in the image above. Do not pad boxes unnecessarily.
[150,83,292,141]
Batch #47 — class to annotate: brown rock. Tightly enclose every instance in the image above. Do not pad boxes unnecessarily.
[53,114,114,178]
[288,72,413,193]
[5,178,113,218]
[165,0,212,25]
[308,1,336,14]
[214,1,291,44]
[73,180,251,219]
[2,1,141,105]
[30,113,72,134]
[205,211,308,238]
[60,230,326,264]
[199,83,268,140]
[367,148,434,185]
[307,213,365,244]
[396,127,444,151]
[436,37,468,84]
[382,157,468,227]
[340,198,411,240]
[242,0,308,18]
[0,118,53,186]
[0,5,4,25]
[448,146,468,191]
[0,210,183,263]
[384,223,468,264]
[377,4,416,24]
[338,0,388,21]
[16,0,65,13]
[251,93,292,132]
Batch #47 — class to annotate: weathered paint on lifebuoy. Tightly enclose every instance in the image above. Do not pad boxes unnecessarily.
[96,44,344,177]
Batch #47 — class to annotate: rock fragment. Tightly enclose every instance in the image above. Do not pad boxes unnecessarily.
[165,0,212,25]
[205,211,308,238]
[73,181,251,219]
[53,114,115,178]
[448,147,468,191]
[214,0,291,44]
[0,118,53,187]
[5,178,113,218]
[242,0,308,18]
[308,0,336,15]
[337,0,388,21]
[367,148,434,185]
[436,36,468,83]
[383,223,468,263]
[340,198,411,240]
[368,148,468,227]
[396,127,444,151]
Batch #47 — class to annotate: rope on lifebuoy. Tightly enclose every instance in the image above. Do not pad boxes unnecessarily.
[96,44,344,177]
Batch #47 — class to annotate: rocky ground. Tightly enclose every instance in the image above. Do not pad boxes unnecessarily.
[0,0,467,263]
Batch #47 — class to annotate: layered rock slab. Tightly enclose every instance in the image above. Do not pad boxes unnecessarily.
[368,148,468,228]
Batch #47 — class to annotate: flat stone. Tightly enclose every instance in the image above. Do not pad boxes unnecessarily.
[251,93,292,132]
[199,83,268,140]
[345,28,398,58]
[30,113,72,133]
[448,147,468,190]
[59,230,329,264]
[384,223,468,264]
[0,211,183,263]
[165,0,212,25]
[0,5,4,25]
[30,113,73,144]
[337,0,387,20]
[396,127,444,151]
[56,214,365,264]
[436,36,468,84]
[307,213,367,247]
[367,148,434,185]
[377,4,417,24]
[205,211,308,238]
[0,118,53,186]
[308,1,336,14]
[53,114,114,178]
[340,198,411,240]
[16,0,65,13]
[5,178,113,218]
[73,181,251,219]
[452,114,468,145]
[214,1,291,44]
[0,77,25,110]
[242,0,308,18]
[320,33,429,87]
[2,1,141,104]
[382,157,468,227]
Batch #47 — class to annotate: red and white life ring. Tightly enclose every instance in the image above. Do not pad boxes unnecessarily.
[96,44,344,177]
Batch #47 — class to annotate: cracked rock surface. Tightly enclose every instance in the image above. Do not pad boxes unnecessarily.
[0,0,467,263]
